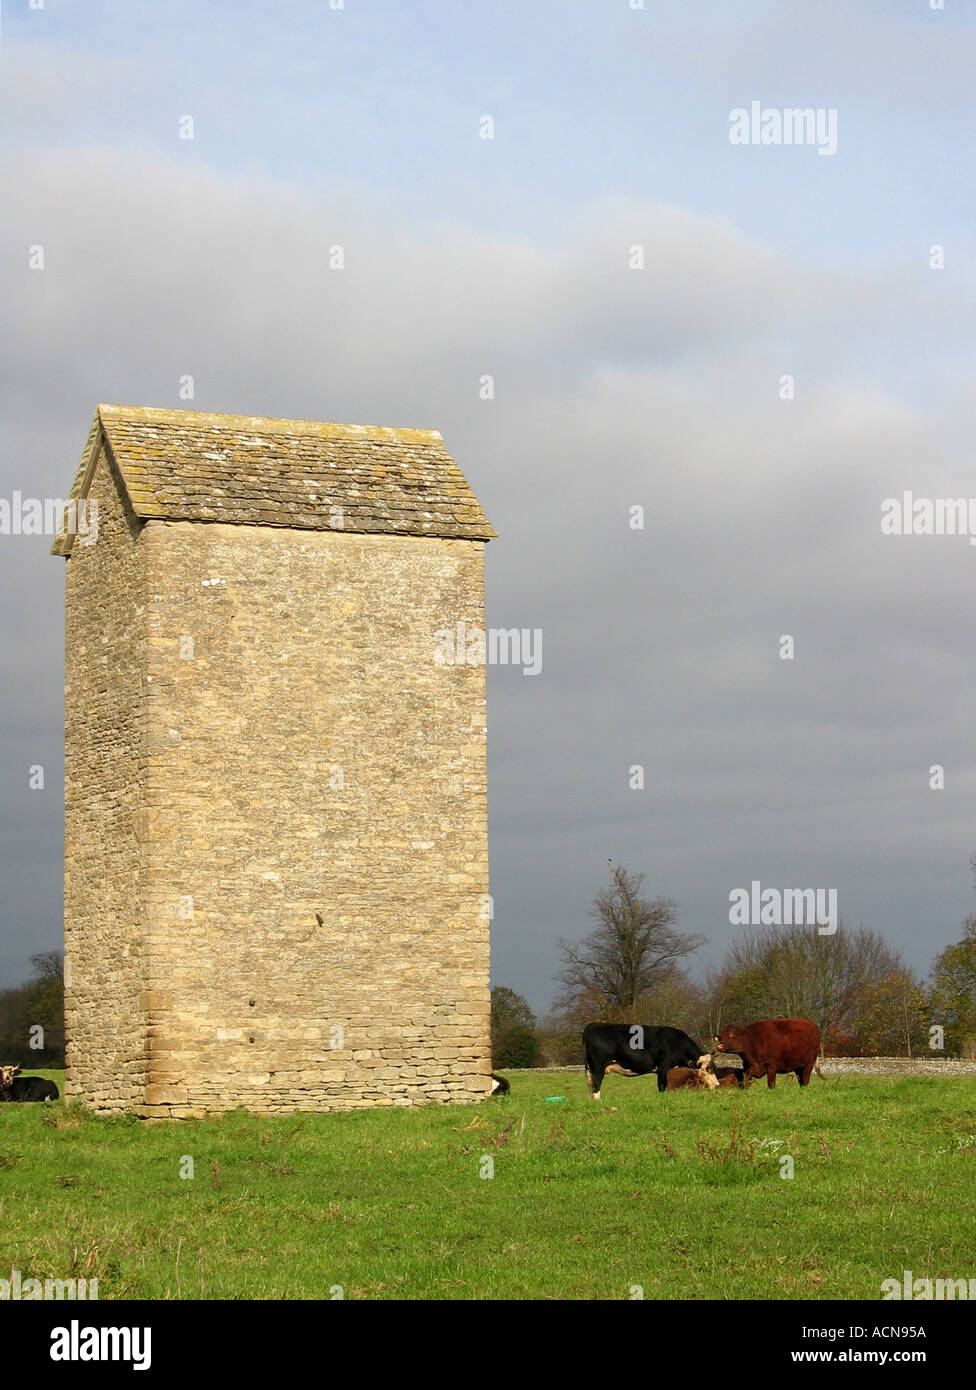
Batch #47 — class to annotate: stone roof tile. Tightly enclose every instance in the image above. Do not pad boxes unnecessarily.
[52,404,496,555]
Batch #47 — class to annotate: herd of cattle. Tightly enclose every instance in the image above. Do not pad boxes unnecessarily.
[0,1065,59,1103]
[580,1018,823,1099]
[4,1020,821,1107]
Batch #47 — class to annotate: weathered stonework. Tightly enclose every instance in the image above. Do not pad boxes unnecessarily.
[56,406,495,1116]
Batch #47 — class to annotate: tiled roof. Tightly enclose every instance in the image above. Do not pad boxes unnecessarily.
[52,404,496,555]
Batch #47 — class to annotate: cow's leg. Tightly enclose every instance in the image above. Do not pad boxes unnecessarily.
[656,1066,669,1092]
[766,1066,777,1089]
[798,1062,814,1086]
[587,1062,606,1100]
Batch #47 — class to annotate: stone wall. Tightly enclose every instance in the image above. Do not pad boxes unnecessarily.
[63,448,150,1109]
[819,1057,976,1076]
[135,520,489,1115]
[509,1060,976,1078]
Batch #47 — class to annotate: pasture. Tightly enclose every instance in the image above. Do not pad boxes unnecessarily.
[1,1068,974,1300]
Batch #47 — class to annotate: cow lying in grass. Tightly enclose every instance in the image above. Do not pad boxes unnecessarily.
[697,1053,746,1089]
[0,1065,59,1102]
[11,1075,59,1102]
[665,1065,719,1091]
[663,1055,746,1091]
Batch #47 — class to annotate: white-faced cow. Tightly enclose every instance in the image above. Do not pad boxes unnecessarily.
[665,1065,720,1091]
[0,1065,59,1102]
[697,1052,746,1089]
[582,1023,708,1099]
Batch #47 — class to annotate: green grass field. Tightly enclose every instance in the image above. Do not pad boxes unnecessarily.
[1,1069,974,1300]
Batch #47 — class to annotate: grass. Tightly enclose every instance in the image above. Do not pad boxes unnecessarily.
[2,1068,975,1300]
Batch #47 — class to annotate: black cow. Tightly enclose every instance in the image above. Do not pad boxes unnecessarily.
[9,1075,59,1102]
[582,1023,707,1098]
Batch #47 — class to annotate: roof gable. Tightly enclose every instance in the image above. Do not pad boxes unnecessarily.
[52,404,496,555]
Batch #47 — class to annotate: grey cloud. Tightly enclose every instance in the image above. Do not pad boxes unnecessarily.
[0,148,972,1008]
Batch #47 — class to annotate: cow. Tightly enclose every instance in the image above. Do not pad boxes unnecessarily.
[0,1064,20,1099]
[8,1075,59,1102]
[666,1065,719,1091]
[489,1073,510,1096]
[582,1023,708,1099]
[697,1052,746,1089]
[714,1018,821,1089]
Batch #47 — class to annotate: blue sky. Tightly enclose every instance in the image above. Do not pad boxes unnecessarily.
[6,0,975,266]
[2,1,976,1012]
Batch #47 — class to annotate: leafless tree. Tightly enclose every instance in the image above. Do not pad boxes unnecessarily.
[29,950,64,982]
[712,922,917,1052]
[555,862,704,1017]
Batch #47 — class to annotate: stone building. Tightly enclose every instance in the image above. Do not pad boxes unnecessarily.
[52,404,495,1116]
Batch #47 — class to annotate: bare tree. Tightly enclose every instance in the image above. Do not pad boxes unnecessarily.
[555,863,704,1017]
[30,950,64,983]
[711,922,916,1053]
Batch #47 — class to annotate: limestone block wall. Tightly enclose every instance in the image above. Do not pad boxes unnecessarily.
[137,521,490,1115]
[63,450,150,1109]
[819,1058,976,1076]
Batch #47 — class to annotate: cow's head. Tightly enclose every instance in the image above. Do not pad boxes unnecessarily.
[0,1064,21,1093]
[700,1056,722,1089]
[695,1056,721,1090]
[715,1027,743,1053]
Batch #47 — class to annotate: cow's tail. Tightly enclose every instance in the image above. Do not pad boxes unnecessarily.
[814,1055,825,1079]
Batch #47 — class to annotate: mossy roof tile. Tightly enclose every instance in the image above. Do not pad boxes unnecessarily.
[52,404,496,555]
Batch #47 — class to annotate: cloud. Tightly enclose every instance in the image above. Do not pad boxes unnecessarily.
[630,1,976,114]
[1,145,973,1005]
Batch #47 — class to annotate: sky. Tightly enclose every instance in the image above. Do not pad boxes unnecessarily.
[1,0,975,1014]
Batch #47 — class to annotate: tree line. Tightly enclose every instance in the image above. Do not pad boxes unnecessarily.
[5,866,975,1073]
[0,950,65,1066]
[492,861,976,1069]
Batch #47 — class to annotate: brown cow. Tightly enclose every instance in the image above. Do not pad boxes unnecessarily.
[666,1065,719,1091]
[714,1018,821,1089]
